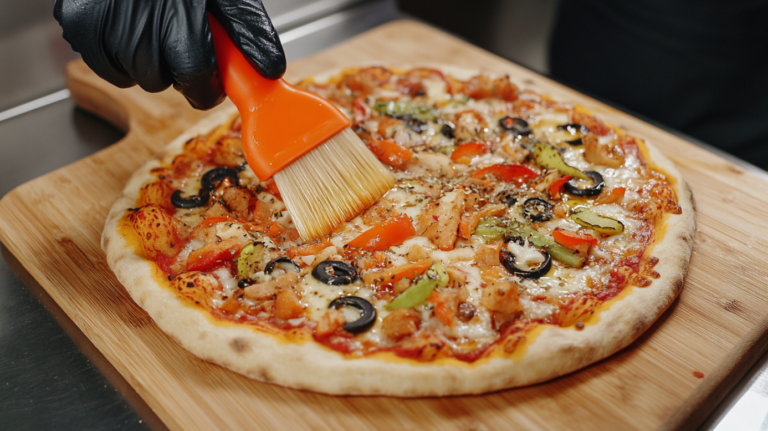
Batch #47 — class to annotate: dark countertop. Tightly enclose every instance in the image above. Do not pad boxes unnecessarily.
[0,0,766,429]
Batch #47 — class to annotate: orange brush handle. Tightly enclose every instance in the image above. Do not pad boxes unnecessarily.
[207,15,350,180]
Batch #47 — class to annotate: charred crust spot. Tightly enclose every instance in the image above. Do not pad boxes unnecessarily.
[230,337,250,353]
[631,319,647,336]
[685,182,696,211]
[258,369,272,383]
[673,277,685,294]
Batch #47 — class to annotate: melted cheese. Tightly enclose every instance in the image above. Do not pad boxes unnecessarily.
[433,248,475,264]
[423,78,447,101]
[177,239,205,263]
[216,223,251,241]
[506,241,545,271]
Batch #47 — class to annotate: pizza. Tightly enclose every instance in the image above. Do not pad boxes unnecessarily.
[102,65,695,396]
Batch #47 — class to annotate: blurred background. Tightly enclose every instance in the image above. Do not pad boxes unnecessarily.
[1,0,766,429]
[4,0,767,171]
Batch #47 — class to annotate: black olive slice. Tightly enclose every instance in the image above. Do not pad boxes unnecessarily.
[265,257,300,274]
[556,124,590,145]
[171,189,210,208]
[237,279,250,289]
[522,197,553,222]
[441,122,455,139]
[312,260,358,285]
[499,241,552,279]
[497,191,518,207]
[402,115,427,133]
[202,167,240,191]
[499,116,531,136]
[563,170,604,197]
[328,296,377,333]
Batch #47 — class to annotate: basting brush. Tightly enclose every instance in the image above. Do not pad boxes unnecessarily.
[207,15,394,240]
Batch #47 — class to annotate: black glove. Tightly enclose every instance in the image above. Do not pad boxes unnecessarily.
[54,0,286,110]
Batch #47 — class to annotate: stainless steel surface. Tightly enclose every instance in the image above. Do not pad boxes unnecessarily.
[0,0,79,112]
[0,0,766,428]
[703,355,768,430]
[270,0,370,30]
[0,89,70,123]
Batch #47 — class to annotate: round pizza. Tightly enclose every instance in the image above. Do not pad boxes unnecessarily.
[102,65,695,396]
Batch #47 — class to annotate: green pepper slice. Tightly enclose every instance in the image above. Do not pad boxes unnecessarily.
[507,222,585,267]
[531,140,589,180]
[474,225,508,242]
[478,216,503,227]
[373,100,436,122]
[472,217,585,267]
[386,262,449,310]
[571,209,625,235]
[438,145,457,156]
[237,242,268,279]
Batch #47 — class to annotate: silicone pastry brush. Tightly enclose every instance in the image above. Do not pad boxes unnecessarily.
[207,15,394,240]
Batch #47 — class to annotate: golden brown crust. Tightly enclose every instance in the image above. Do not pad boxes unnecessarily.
[102,68,695,396]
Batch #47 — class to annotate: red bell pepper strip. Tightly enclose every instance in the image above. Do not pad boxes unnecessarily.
[348,214,415,251]
[352,96,369,125]
[264,181,282,200]
[366,259,433,288]
[450,142,488,164]
[287,239,334,258]
[552,230,597,249]
[471,164,538,183]
[548,175,573,198]
[187,238,244,272]
[368,138,413,169]
[595,187,626,204]
[246,221,285,238]
[188,216,238,239]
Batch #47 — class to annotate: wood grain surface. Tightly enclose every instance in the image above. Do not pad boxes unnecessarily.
[2,20,768,431]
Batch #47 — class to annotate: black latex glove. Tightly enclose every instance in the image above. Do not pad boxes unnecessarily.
[54,0,286,110]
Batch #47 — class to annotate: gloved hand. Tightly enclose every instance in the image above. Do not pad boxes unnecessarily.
[54,0,286,110]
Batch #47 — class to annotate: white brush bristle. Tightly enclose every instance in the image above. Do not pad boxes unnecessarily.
[274,128,395,241]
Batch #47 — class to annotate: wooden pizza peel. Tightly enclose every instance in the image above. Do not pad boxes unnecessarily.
[1,20,768,431]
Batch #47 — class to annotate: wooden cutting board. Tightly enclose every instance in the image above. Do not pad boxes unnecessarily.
[2,20,768,431]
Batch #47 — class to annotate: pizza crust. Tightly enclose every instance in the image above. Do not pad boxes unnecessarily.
[102,67,695,396]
